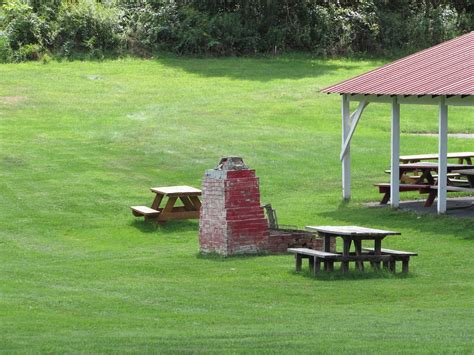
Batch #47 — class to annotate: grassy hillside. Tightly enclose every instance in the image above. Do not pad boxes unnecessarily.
[0,55,473,353]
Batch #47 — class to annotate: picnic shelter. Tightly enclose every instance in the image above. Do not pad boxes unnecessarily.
[321,31,474,214]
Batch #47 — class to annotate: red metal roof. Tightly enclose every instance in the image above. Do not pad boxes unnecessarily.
[321,31,474,96]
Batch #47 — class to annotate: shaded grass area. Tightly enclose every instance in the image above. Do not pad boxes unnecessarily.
[0,55,473,353]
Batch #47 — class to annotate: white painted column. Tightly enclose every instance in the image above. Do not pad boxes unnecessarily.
[438,97,448,214]
[390,97,400,208]
[342,94,351,200]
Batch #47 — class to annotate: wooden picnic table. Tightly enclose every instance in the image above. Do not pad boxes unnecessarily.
[305,226,400,272]
[131,185,201,224]
[400,152,474,164]
[452,169,474,187]
[399,162,473,185]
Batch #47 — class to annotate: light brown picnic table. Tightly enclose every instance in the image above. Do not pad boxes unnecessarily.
[131,185,202,224]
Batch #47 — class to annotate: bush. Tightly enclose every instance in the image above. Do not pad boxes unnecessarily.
[0,32,13,62]
[12,42,42,61]
[55,0,122,58]
[0,0,48,50]
[121,1,179,55]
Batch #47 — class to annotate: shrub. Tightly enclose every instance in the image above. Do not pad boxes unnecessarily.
[0,0,48,50]
[55,0,122,58]
[13,42,42,61]
[120,1,179,55]
[0,32,13,62]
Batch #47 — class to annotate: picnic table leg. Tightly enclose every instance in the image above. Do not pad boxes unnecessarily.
[189,196,202,210]
[466,157,472,165]
[157,196,178,224]
[323,235,331,252]
[389,258,396,273]
[380,191,390,205]
[179,196,196,211]
[295,254,302,272]
[313,257,321,275]
[402,257,410,273]
[151,193,164,210]
[353,240,364,271]
[308,256,314,272]
[425,190,437,207]
[341,238,351,273]
[373,238,382,270]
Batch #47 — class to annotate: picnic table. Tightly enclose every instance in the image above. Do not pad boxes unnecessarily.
[452,169,474,187]
[376,163,474,206]
[131,185,201,224]
[400,152,474,164]
[305,226,401,272]
[398,162,473,184]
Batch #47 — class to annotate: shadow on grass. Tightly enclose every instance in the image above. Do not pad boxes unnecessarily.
[292,268,415,282]
[157,54,363,82]
[319,203,474,241]
[130,219,199,234]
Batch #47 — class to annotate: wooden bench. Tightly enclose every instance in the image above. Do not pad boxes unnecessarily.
[425,185,474,207]
[131,205,160,220]
[363,247,417,273]
[287,248,340,274]
[374,183,431,205]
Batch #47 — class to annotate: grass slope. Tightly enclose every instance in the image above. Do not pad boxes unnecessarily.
[0,55,473,353]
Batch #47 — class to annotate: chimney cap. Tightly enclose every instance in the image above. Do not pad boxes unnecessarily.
[216,157,248,171]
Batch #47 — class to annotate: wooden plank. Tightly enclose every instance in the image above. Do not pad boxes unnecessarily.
[363,247,417,256]
[179,196,196,211]
[431,186,474,193]
[400,152,474,163]
[151,194,164,210]
[150,185,201,196]
[306,226,400,236]
[287,248,339,258]
[130,206,160,217]
[189,195,202,210]
[159,211,199,220]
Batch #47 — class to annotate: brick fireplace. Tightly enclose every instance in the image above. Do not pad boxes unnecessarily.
[199,157,331,256]
[199,157,269,256]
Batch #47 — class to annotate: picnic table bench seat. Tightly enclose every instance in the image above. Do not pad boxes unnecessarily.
[374,183,431,204]
[362,247,417,273]
[131,205,160,218]
[287,248,340,274]
[424,185,474,207]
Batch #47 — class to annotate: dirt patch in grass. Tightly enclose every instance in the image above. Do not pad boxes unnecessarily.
[0,96,27,105]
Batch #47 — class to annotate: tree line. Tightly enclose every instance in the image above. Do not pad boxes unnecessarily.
[0,0,472,62]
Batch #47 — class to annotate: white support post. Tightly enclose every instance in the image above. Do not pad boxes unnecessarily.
[340,100,368,161]
[390,97,400,208]
[342,94,351,200]
[438,98,448,214]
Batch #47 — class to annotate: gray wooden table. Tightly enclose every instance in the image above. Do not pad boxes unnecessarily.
[305,226,400,272]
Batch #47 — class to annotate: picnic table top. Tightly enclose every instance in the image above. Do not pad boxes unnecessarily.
[399,162,472,170]
[150,185,202,196]
[305,225,400,237]
[452,168,474,176]
[400,152,474,162]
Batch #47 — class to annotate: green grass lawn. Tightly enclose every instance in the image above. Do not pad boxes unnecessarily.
[1,55,473,353]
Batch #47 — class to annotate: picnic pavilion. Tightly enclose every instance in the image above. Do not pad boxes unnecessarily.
[321,31,474,214]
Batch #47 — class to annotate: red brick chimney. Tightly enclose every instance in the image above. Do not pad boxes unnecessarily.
[199,157,269,256]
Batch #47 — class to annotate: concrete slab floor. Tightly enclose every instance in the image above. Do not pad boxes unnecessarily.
[365,197,474,218]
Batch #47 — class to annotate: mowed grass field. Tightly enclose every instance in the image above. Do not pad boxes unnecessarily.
[1,56,473,353]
